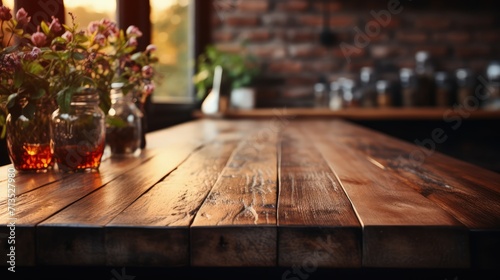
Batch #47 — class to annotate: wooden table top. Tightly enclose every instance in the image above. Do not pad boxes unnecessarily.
[1,119,499,270]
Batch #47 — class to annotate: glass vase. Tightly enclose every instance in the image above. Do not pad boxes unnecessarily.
[50,88,106,172]
[6,97,55,172]
[106,83,143,156]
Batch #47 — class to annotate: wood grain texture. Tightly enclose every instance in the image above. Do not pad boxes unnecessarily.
[323,120,500,269]
[0,152,155,266]
[278,124,362,268]
[191,129,280,266]
[305,121,470,268]
[106,134,241,267]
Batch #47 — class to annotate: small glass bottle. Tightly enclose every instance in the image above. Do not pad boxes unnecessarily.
[106,83,143,156]
[313,82,328,108]
[414,51,436,106]
[455,68,475,105]
[376,80,392,108]
[340,78,358,108]
[400,68,417,107]
[483,61,500,110]
[329,81,342,110]
[50,88,106,172]
[434,71,453,107]
[358,67,377,108]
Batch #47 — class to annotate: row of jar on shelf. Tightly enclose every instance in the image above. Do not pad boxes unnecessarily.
[314,53,500,110]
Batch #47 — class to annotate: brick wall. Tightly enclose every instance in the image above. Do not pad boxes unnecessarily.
[210,0,500,107]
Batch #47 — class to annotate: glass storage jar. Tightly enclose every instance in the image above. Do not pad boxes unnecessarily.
[106,83,143,156]
[50,88,106,172]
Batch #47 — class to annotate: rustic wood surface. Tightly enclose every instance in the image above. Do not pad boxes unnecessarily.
[1,118,499,270]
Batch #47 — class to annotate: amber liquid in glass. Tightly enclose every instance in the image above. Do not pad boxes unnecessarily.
[8,143,52,171]
[54,142,105,172]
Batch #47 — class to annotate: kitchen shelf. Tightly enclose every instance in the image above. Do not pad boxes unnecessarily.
[194,108,500,121]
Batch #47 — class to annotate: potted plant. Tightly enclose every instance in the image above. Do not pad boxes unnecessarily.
[194,45,259,110]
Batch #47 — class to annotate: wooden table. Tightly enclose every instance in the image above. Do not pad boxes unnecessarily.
[1,119,499,277]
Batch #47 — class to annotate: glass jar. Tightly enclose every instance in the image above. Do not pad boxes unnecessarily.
[434,72,453,107]
[483,61,500,110]
[455,68,475,105]
[329,81,342,110]
[50,88,106,172]
[400,68,417,107]
[376,80,392,108]
[106,83,143,156]
[358,67,377,108]
[414,51,436,106]
[313,82,328,108]
[6,97,55,172]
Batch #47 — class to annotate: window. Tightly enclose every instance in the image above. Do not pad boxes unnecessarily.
[63,0,116,31]
[59,0,195,103]
[150,0,193,103]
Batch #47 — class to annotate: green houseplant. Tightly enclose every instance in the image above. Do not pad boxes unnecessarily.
[193,45,259,108]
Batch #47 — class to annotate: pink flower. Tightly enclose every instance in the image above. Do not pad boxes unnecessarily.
[146,44,157,53]
[141,65,154,79]
[49,16,62,33]
[127,37,138,47]
[143,82,155,96]
[24,47,41,60]
[31,27,47,47]
[0,5,12,21]
[15,8,30,26]
[94,33,106,46]
[61,30,73,42]
[126,25,142,38]
[99,18,118,37]
[87,21,100,34]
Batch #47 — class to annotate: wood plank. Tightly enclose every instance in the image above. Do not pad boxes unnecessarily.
[105,132,241,267]
[277,124,362,268]
[0,151,156,266]
[36,120,242,266]
[325,120,500,268]
[303,121,470,268]
[191,128,280,267]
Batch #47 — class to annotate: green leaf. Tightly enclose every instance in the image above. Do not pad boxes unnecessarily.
[41,20,50,35]
[42,51,60,60]
[52,36,67,45]
[56,87,71,114]
[72,52,86,60]
[106,116,128,128]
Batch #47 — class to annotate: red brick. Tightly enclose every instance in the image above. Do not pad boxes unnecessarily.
[474,31,500,43]
[330,15,358,28]
[214,43,243,54]
[240,29,272,42]
[396,31,428,43]
[333,46,367,59]
[261,13,290,26]
[455,15,495,28]
[225,14,260,27]
[414,16,452,30]
[455,45,491,58]
[413,45,450,57]
[213,30,234,42]
[285,29,318,43]
[289,44,328,58]
[312,1,343,12]
[370,45,402,59]
[432,32,471,43]
[237,0,269,12]
[298,15,324,27]
[282,86,313,98]
[267,60,303,74]
[285,76,318,86]
[248,44,287,59]
[303,61,340,72]
[276,0,310,12]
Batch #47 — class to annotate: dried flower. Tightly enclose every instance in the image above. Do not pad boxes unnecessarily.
[145,44,157,54]
[141,65,154,79]
[61,30,73,42]
[31,27,47,47]
[126,25,142,38]
[15,8,30,26]
[49,16,62,34]
[0,5,12,21]
[127,37,138,48]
